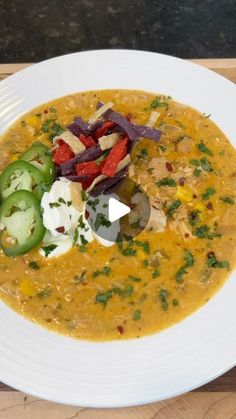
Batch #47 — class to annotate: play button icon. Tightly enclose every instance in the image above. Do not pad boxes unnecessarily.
[85,178,151,243]
[108,197,131,222]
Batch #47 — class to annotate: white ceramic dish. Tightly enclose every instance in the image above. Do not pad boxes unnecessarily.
[0,50,235,407]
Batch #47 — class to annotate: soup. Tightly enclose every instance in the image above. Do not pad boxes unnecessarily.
[0,90,235,341]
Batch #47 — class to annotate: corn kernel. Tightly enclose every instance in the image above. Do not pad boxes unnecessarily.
[175,185,193,202]
[25,115,40,128]
[20,278,37,297]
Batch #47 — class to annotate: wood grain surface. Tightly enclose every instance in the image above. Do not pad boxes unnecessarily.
[0,58,235,417]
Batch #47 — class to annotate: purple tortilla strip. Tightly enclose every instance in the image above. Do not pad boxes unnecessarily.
[132,124,162,141]
[103,109,138,142]
[68,117,89,136]
[89,167,128,197]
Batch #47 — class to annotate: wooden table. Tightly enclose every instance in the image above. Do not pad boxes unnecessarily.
[0,59,235,418]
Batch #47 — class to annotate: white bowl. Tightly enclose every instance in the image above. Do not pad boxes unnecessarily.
[0,50,235,407]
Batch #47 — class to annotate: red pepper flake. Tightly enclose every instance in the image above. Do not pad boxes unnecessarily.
[185,233,190,239]
[56,226,65,233]
[166,162,173,172]
[85,210,90,219]
[179,177,185,186]
[192,194,197,199]
[44,109,48,114]
[117,325,124,334]
[126,113,133,121]
[207,251,215,259]
[206,202,213,210]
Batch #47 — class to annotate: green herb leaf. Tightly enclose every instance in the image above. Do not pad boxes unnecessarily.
[81,190,88,201]
[37,289,51,298]
[133,309,141,321]
[220,196,235,205]
[193,224,221,240]
[188,209,201,226]
[184,249,194,267]
[167,199,181,218]
[150,97,168,109]
[175,266,187,283]
[137,148,148,160]
[197,141,213,156]
[122,248,137,256]
[156,177,177,187]
[93,266,111,278]
[28,261,40,270]
[152,269,160,278]
[74,271,87,283]
[94,213,111,231]
[95,290,113,307]
[128,275,142,282]
[159,289,169,311]
[207,253,230,269]
[190,158,213,172]
[41,244,57,257]
[193,168,202,177]
[172,298,179,306]
[202,187,216,201]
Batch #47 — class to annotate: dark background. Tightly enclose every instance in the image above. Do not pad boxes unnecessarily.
[0,0,236,63]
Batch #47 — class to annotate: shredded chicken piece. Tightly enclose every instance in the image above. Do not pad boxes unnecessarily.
[146,206,167,232]
[177,137,193,153]
[172,166,194,181]
[170,220,194,240]
[148,157,169,181]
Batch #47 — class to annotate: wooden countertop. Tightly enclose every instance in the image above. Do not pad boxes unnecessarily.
[0,59,235,418]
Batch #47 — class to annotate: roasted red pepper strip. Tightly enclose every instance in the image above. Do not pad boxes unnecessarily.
[102,138,128,178]
[79,133,96,148]
[94,121,116,139]
[76,157,106,176]
[53,141,74,164]
[81,175,98,191]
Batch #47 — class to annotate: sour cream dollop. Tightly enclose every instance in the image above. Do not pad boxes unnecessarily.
[39,178,93,258]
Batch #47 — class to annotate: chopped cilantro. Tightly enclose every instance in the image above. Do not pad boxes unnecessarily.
[122,248,137,256]
[167,199,181,218]
[159,144,167,152]
[137,148,148,160]
[133,309,141,321]
[41,244,57,257]
[190,158,213,172]
[95,290,113,307]
[28,261,40,270]
[207,253,230,269]
[87,198,99,211]
[172,298,179,306]
[150,97,168,109]
[184,249,195,267]
[159,289,169,311]
[93,266,111,278]
[197,141,213,156]
[193,168,201,177]
[188,209,201,226]
[80,235,88,245]
[142,259,149,268]
[156,177,177,187]
[81,190,88,201]
[128,275,142,282]
[58,197,66,204]
[202,187,216,201]
[74,271,87,283]
[49,201,61,208]
[152,269,160,278]
[175,249,194,283]
[37,289,51,298]
[220,196,235,205]
[94,213,111,231]
[41,119,63,141]
[135,240,150,254]
[193,224,221,240]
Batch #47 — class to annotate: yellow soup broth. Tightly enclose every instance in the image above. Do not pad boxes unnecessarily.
[0,90,235,340]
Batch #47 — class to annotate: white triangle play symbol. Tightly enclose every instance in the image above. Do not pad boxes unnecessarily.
[108,197,131,222]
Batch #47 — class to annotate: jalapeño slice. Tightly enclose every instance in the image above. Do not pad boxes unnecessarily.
[0,190,46,256]
[20,142,55,184]
[0,160,46,201]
